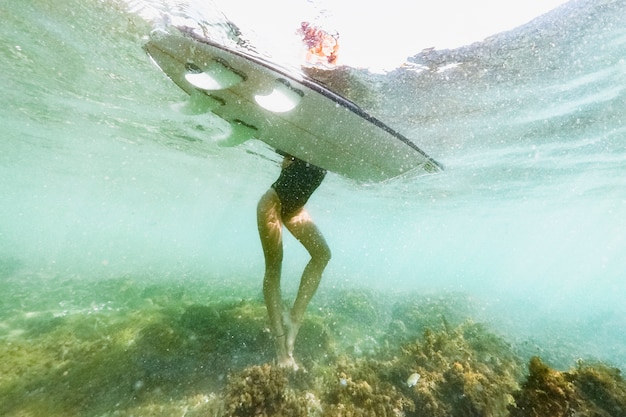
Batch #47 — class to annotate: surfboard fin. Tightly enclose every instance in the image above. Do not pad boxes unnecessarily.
[254,79,303,113]
[175,90,223,115]
[184,60,245,91]
[217,119,258,147]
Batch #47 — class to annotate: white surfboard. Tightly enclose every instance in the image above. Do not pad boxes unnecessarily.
[144,28,443,182]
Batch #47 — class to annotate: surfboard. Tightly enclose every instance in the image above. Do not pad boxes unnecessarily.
[143,28,443,182]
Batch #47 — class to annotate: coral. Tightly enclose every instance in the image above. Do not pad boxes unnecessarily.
[510,357,626,417]
[2,276,625,417]
[315,320,522,417]
[222,364,307,417]
[321,367,413,417]
[395,321,522,417]
[575,362,626,415]
[509,356,579,417]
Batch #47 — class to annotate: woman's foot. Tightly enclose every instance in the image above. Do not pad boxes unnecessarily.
[282,311,301,358]
[277,353,299,371]
[274,334,299,371]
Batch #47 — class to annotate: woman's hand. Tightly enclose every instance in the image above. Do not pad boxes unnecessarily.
[281,155,295,169]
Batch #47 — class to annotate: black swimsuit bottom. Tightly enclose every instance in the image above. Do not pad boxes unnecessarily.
[271,157,326,218]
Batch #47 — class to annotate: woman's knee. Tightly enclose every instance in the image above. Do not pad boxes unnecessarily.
[315,242,332,265]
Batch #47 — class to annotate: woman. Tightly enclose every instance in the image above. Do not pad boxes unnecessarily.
[299,21,340,67]
[257,153,331,369]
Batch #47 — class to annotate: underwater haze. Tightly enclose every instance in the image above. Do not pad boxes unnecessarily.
[1,0,626,415]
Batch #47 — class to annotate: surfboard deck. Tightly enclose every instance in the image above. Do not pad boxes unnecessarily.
[143,28,443,182]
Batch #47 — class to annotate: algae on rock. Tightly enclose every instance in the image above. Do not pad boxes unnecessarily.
[509,356,626,417]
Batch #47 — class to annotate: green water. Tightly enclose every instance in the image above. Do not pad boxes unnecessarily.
[1,0,626,415]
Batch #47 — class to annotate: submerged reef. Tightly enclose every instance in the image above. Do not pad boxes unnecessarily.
[312,318,522,417]
[1,275,625,417]
[222,364,307,417]
[510,356,626,417]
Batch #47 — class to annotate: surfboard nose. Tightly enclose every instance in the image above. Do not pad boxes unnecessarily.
[148,28,169,42]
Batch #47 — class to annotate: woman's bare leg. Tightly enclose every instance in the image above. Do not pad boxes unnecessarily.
[257,189,295,367]
[283,208,331,356]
